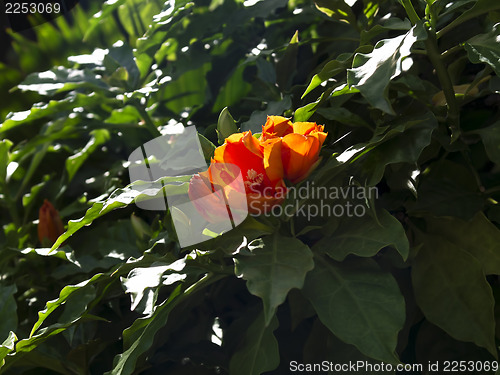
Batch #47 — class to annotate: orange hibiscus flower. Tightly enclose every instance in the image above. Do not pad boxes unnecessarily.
[188,116,327,218]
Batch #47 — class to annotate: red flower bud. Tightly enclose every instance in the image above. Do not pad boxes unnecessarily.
[38,199,64,246]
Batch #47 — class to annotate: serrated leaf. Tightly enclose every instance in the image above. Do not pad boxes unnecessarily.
[412,234,496,356]
[303,256,405,364]
[347,22,427,114]
[313,209,409,261]
[234,232,314,326]
[228,312,279,375]
[217,107,238,144]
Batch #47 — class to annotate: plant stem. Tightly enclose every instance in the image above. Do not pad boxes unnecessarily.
[441,44,463,60]
[136,106,161,138]
[424,30,461,141]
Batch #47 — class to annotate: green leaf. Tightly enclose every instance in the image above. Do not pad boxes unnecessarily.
[423,213,500,275]
[198,133,216,161]
[412,234,496,356]
[241,96,292,133]
[0,331,16,368]
[437,0,500,38]
[0,94,105,134]
[104,43,141,89]
[0,285,17,341]
[276,31,299,91]
[121,259,187,314]
[49,177,190,251]
[347,22,427,114]
[16,67,108,96]
[360,18,412,45]
[357,110,437,185]
[217,107,238,144]
[476,119,500,164]
[66,129,110,181]
[409,159,484,220]
[108,273,222,375]
[316,107,371,128]
[302,54,352,99]
[105,106,142,124]
[105,286,181,375]
[314,209,409,261]
[314,0,357,25]
[465,23,500,76]
[228,312,279,375]
[303,256,405,364]
[295,84,359,122]
[0,139,13,184]
[235,232,314,326]
[28,274,102,339]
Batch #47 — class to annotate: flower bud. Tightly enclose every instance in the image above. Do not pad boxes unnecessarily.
[38,199,64,246]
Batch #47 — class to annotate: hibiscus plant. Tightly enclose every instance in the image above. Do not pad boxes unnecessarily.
[1,0,500,374]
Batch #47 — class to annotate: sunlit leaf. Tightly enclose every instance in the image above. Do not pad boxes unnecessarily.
[347,22,427,114]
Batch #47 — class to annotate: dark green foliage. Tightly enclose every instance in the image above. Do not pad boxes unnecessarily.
[1,0,500,374]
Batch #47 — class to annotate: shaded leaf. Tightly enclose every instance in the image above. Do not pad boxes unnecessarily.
[313,209,409,261]
[241,96,292,133]
[303,256,405,364]
[0,285,17,341]
[423,212,500,275]
[276,30,299,91]
[358,110,436,185]
[476,119,500,164]
[228,312,279,375]
[66,129,110,181]
[235,232,314,326]
[412,234,496,356]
